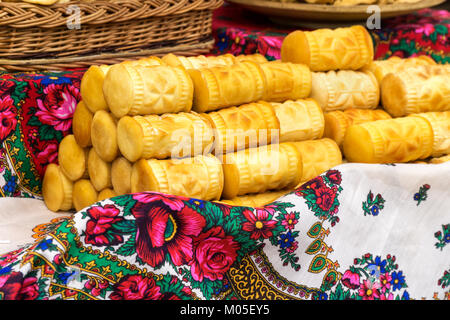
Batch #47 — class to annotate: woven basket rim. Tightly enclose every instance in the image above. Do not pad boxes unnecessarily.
[0,37,215,66]
[0,37,215,71]
[0,0,223,28]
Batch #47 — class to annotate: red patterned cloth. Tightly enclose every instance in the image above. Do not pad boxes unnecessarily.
[212,2,450,63]
[0,71,84,198]
[0,5,448,199]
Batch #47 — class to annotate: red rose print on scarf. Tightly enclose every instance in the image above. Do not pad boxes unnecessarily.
[131,200,206,268]
[18,276,39,300]
[0,80,15,98]
[35,84,80,132]
[296,176,326,196]
[0,96,17,142]
[341,269,361,290]
[295,172,342,225]
[0,272,23,300]
[109,275,162,300]
[132,192,186,211]
[314,186,338,212]
[189,226,240,282]
[326,170,342,185]
[84,205,125,246]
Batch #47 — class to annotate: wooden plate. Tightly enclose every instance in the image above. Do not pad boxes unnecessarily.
[227,0,446,22]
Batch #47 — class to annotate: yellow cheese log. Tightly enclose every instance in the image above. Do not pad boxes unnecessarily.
[235,54,268,64]
[289,138,342,184]
[42,164,73,212]
[120,56,164,67]
[97,188,117,202]
[219,188,293,207]
[117,112,214,162]
[344,108,392,124]
[221,143,303,199]
[272,99,324,143]
[73,179,98,212]
[58,134,88,181]
[131,154,224,201]
[103,64,193,118]
[87,148,112,192]
[429,154,450,164]
[161,53,236,69]
[343,116,434,163]
[310,70,380,112]
[202,101,280,154]
[324,108,392,147]
[80,57,163,114]
[381,65,450,117]
[323,111,349,148]
[111,157,132,196]
[281,26,374,71]
[259,61,311,102]
[364,55,436,85]
[80,65,111,113]
[72,101,93,148]
[409,111,450,157]
[189,61,265,113]
[91,110,119,162]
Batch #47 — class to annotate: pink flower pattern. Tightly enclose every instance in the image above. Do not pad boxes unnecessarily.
[379,273,392,293]
[281,213,298,231]
[189,226,240,282]
[242,209,277,240]
[36,84,80,132]
[0,96,17,142]
[358,280,381,300]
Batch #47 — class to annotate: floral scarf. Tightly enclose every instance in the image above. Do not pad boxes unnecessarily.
[0,163,449,300]
[0,71,83,198]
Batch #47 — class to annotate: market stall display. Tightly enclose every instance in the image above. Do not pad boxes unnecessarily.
[37,22,449,212]
[41,53,319,209]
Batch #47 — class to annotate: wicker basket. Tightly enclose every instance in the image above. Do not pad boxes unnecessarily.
[0,0,223,71]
